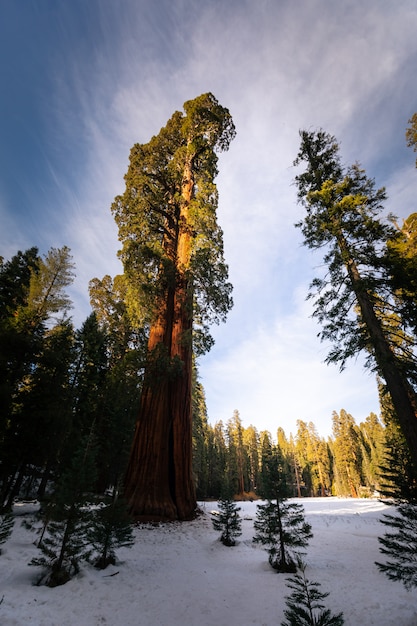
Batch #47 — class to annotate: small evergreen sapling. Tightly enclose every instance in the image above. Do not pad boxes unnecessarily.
[281,560,344,626]
[87,497,135,569]
[253,500,312,572]
[254,443,312,572]
[376,431,417,590]
[376,502,417,590]
[30,433,96,586]
[31,504,92,587]
[211,495,242,547]
[0,510,14,554]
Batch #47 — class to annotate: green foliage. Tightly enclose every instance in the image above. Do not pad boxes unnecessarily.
[205,421,227,498]
[192,370,210,499]
[331,410,362,498]
[0,510,14,553]
[378,388,417,503]
[225,410,246,496]
[211,494,242,547]
[0,248,42,439]
[294,131,393,370]
[294,128,417,464]
[192,408,388,500]
[378,437,417,504]
[13,321,75,492]
[111,92,235,354]
[406,112,417,167]
[356,412,386,494]
[0,247,39,317]
[258,437,291,501]
[281,560,344,626]
[27,246,75,322]
[386,213,417,339]
[253,500,312,572]
[30,433,97,586]
[30,505,92,587]
[0,247,76,505]
[87,497,135,569]
[88,277,145,494]
[294,421,332,498]
[376,502,417,590]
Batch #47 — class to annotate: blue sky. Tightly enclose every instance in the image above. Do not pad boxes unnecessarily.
[1,0,417,438]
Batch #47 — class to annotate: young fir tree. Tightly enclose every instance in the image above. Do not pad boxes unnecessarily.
[211,484,242,547]
[87,497,135,569]
[30,432,97,587]
[0,510,14,554]
[281,560,344,626]
[376,389,417,589]
[254,443,312,572]
[376,502,417,590]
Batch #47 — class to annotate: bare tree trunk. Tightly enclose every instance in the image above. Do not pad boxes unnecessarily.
[340,235,417,464]
[124,155,197,521]
[169,156,196,519]
[345,463,358,498]
[124,378,177,520]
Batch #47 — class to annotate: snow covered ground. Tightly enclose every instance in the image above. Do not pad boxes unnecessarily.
[1,498,416,625]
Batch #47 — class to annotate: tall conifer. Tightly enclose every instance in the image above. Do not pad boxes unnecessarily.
[112,93,235,520]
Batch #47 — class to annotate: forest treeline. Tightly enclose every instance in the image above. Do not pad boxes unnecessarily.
[0,246,145,507]
[193,399,391,500]
[0,243,395,503]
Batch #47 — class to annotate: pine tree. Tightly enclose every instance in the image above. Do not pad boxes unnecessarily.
[31,505,92,587]
[378,385,417,503]
[225,410,246,496]
[0,247,75,504]
[281,560,344,626]
[376,502,417,590]
[331,410,362,497]
[192,370,210,499]
[254,439,312,572]
[211,489,242,547]
[87,497,135,569]
[375,387,417,590]
[206,421,227,498]
[253,500,312,573]
[294,130,417,465]
[243,425,260,495]
[30,432,96,586]
[357,412,386,495]
[0,510,14,554]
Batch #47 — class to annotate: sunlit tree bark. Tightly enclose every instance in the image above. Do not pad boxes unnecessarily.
[112,94,235,520]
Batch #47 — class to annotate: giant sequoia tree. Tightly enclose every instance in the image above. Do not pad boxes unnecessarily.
[112,93,235,520]
[294,130,417,464]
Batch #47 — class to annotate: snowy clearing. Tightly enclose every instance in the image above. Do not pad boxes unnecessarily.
[1,498,416,625]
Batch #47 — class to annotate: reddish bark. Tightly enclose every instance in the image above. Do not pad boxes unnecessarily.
[124,155,197,521]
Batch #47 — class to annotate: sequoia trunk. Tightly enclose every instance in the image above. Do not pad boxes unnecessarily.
[124,156,196,521]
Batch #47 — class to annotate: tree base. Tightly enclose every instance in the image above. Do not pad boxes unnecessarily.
[270,558,297,573]
[94,554,116,570]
